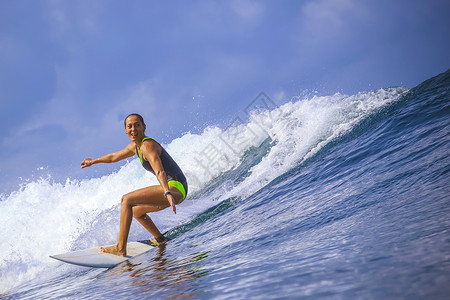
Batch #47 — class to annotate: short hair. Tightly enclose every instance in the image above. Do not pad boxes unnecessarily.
[124,113,146,128]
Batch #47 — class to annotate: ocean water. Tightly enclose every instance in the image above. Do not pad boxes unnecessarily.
[1,70,449,299]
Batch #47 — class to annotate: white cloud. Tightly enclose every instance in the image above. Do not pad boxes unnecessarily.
[45,0,104,42]
[110,79,160,121]
[231,0,265,22]
[300,0,368,42]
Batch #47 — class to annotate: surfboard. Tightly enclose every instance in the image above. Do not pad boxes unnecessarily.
[50,241,155,268]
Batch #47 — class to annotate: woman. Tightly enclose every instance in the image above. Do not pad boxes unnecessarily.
[81,113,188,256]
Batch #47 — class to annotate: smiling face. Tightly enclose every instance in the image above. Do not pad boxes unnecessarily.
[125,114,146,143]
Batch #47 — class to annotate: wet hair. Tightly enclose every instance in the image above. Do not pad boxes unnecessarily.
[124,113,146,129]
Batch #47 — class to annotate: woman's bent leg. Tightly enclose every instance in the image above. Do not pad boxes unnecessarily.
[133,208,164,238]
[101,185,182,256]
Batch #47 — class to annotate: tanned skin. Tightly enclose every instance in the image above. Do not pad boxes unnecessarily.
[81,115,183,256]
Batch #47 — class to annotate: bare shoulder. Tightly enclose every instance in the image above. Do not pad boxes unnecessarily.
[125,142,138,154]
[140,139,161,156]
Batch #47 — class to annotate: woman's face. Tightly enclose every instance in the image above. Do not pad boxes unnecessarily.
[125,115,146,142]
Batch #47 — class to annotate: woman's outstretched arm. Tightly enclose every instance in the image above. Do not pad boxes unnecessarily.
[81,143,135,168]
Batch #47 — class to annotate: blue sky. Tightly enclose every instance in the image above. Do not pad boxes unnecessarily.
[1,0,449,194]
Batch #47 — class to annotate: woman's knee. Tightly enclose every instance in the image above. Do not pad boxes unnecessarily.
[121,193,134,207]
[132,206,146,219]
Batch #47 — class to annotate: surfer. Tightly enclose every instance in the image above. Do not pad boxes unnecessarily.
[81,113,188,256]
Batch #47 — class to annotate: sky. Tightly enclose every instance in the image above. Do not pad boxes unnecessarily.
[1,0,449,195]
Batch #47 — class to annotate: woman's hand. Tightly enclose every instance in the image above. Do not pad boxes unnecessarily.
[81,158,95,168]
[166,194,177,214]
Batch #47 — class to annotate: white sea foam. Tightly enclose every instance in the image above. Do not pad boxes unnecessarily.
[219,87,409,200]
[0,87,407,294]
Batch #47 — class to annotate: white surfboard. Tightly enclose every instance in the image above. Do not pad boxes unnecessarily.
[50,241,154,268]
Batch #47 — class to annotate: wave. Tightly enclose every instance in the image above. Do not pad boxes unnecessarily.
[0,86,408,294]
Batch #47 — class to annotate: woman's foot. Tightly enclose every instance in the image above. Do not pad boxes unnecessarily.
[100,244,127,256]
[150,235,167,246]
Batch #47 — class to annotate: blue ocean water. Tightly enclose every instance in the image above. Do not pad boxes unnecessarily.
[1,70,449,299]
